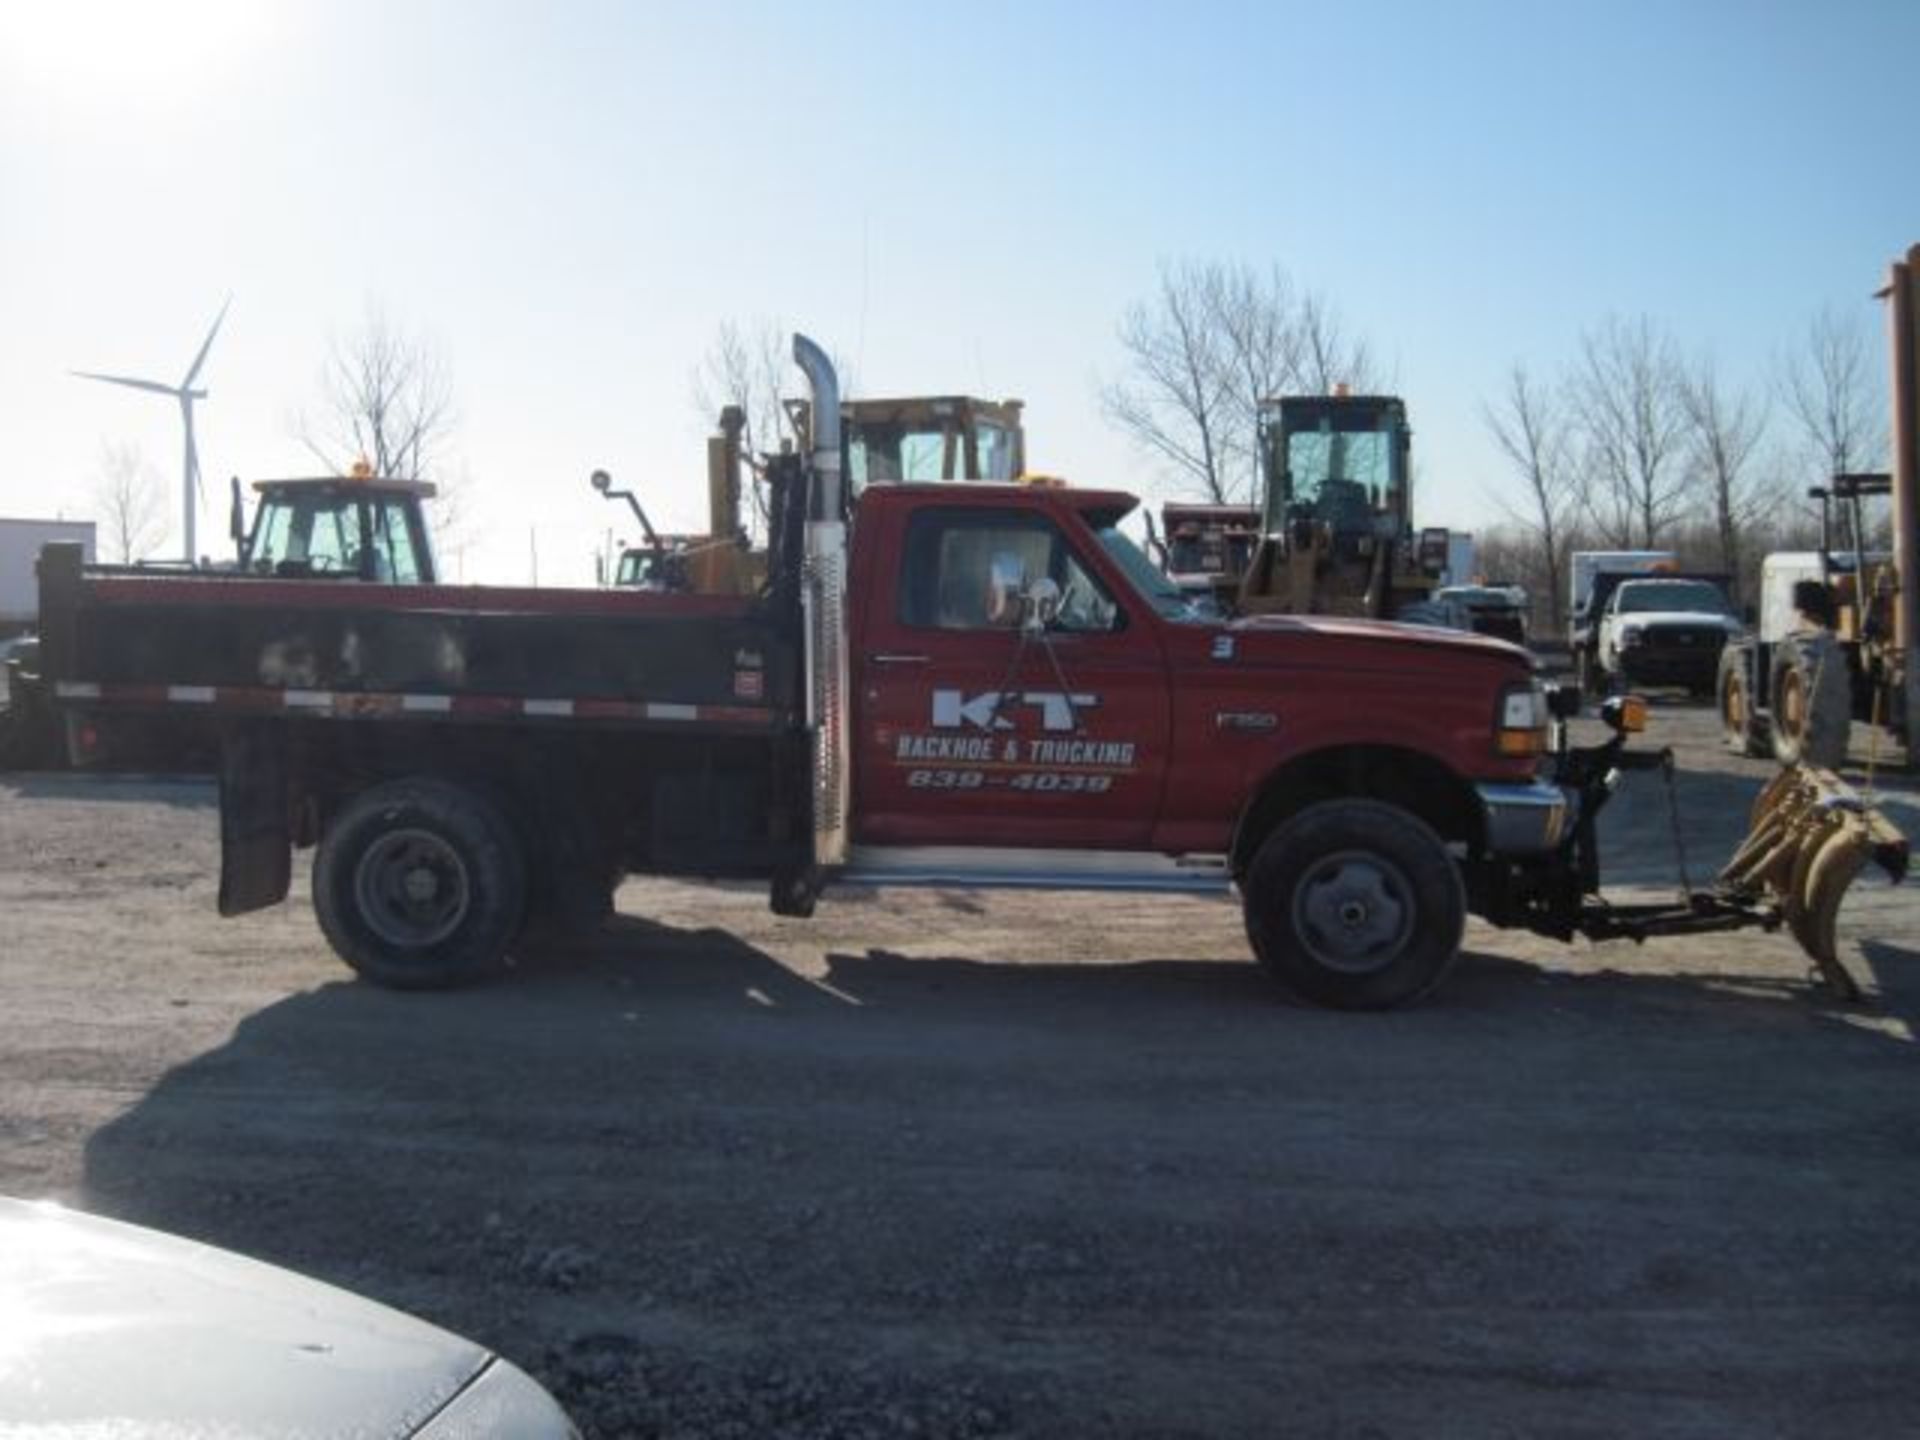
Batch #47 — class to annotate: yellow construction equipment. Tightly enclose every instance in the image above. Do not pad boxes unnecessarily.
[1236,391,1455,620]
[1716,765,1909,999]
[599,395,1029,596]
[595,405,764,596]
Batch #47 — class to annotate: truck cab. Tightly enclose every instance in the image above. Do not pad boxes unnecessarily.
[236,475,438,584]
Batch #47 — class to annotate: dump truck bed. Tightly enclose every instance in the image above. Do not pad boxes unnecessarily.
[37,554,798,737]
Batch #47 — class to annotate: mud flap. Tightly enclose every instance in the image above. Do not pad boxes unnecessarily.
[218,721,291,917]
[1719,765,1910,999]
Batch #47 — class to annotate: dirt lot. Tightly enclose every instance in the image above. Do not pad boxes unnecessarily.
[2,704,1917,1438]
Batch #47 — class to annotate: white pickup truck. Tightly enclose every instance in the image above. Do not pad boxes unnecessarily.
[1593,576,1742,696]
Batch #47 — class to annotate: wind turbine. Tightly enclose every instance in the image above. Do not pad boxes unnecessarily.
[74,299,231,563]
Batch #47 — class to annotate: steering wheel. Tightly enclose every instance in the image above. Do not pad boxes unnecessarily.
[309,554,337,573]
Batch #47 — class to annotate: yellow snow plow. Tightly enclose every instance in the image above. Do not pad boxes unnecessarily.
[1719,765,1910,1000]
[1492,695,1908,1001]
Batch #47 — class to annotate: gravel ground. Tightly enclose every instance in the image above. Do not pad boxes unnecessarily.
[1,702,1916,1438]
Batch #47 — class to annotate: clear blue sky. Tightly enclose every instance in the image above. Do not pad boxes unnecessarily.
[1,0,1913,582]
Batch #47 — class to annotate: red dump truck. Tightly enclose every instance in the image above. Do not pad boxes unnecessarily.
[32,339,1905,1008]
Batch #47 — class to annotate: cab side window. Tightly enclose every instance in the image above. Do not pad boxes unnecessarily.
[896,508,1121,633]
[369,500,423,583]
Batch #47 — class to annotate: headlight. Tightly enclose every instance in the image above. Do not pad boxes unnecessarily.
[1496,682,1549,757]
[1619,623,1645,647]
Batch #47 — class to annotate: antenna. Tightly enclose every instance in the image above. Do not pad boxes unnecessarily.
[73,297,231,563]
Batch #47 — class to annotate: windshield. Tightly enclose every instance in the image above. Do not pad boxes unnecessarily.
[1096,523,1205,622]
[848,415,1021,495]
[1281,425,1390,536]
[1616,581,1731,615]
[973,421,1017,480]
[249,495,360,573]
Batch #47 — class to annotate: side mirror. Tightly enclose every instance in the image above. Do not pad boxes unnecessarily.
[987,553,1026,626]
[590,469,612,493]
[1021,576,1062,632]
[228,476,246,550]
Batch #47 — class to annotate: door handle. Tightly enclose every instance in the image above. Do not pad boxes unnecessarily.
[868,653,930,665]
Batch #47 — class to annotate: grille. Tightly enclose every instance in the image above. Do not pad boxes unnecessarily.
[1642,624,1724,649]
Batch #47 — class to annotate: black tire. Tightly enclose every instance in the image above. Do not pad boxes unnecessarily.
[1716,647,1769,757]
[1242,799,1465,1010]
[1768,632,1850,769]
[313,777,527,989]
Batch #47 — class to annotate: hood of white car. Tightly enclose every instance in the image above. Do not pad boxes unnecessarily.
[0,1198,490,1437]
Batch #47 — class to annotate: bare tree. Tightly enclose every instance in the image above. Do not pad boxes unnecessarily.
[300,305,468,570]
[1679,354,1770,598]
[1294,291,1377,395]
[1102,259,1375,505]
[1101,261,1239,502]
[1484,364,1576,632]
[1569,315,1691,547]
[91,440,166,563]
[1778,303,1886,481]
[691,317,797,468]
[303,307,454,480]
[690,318,860,539]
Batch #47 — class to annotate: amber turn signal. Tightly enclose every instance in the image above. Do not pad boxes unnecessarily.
[1496,728,1546,757]
[1600,694,1648,734]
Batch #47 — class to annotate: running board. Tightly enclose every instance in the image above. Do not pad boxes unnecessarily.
[836,845,1233,895]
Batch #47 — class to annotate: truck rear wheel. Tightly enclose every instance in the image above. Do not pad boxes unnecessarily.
[1242,800,1464,1009]
[1769,634,1850,769]
[313,778,527,989]
[1717,646,1769,757]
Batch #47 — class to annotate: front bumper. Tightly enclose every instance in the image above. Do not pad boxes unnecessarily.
[1476,780,1571,856]
[1616,648,1720,684]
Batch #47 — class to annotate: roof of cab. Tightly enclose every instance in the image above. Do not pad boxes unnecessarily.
[251,476,438,499]
[855,479,1136,516]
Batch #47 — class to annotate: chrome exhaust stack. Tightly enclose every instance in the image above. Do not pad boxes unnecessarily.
[793,334,851,871]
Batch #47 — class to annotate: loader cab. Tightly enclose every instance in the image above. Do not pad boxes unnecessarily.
[841,396,1027,498]
[235,474,438,584]
[1258,393,1412,539]
[1240,392,1440,618]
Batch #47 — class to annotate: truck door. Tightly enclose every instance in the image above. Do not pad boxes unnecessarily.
[853,503,1171,848]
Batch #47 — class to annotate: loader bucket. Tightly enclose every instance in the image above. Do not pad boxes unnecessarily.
[1719,765,1910,999]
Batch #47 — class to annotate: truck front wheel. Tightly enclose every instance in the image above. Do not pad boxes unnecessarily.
[1242,800,1465,1009]
[313,778,527,989]
[1769,634,1850,769]
[1718,646,1769,757]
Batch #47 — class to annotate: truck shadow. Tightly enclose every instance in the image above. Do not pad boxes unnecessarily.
[82,916,1920,1214]
[76,912,1919,1434]
[503,912,1920,1032]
